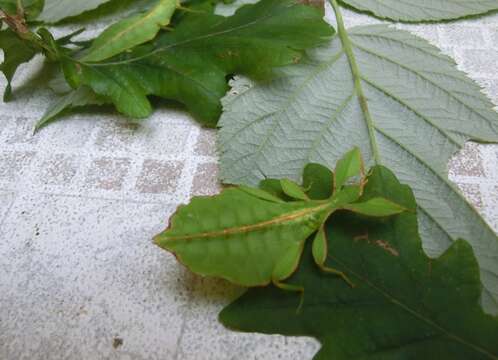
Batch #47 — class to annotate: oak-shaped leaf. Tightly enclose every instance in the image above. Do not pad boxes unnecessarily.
[218,25,498,313]
[66,0,333,126]
[220,166,498,360]
[155,149,405,289]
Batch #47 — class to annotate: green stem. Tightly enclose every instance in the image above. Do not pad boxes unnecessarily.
[16,0,23,15]
[328,0,381,164]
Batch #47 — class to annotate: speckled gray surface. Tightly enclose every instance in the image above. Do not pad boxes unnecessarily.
[1,3,498,359]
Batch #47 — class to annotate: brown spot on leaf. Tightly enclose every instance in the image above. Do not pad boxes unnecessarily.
[292,55,302,64]
[354,233,369,242]
[297,0,324,8]
[375,240,399,257]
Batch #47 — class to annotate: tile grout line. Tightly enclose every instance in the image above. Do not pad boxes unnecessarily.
[175,125,201,204]
[0,191,17,231]
[169,124,201,360]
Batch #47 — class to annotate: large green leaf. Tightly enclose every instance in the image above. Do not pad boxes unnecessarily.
[82,0,178,62]
[218,24,498,313]
[37,0,112,23]
[220,166,498,360]
[67,0,333,126]
[154,153,405,288]
[0,29,39,101]
[340,0,498,22]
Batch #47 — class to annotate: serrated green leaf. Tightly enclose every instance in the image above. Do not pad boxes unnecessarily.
[220,166,498,360]
[37,0,112,23]
[76,61,153,119]
[68,0,333,126]
[218,24,498,313]
[155,153,405,289]
[0,29,39,101]
[340,0,498,22]
[82,0,178,62]
[34,86,108,132]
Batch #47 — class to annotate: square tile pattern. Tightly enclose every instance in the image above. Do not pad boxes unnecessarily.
[0,5,497,360]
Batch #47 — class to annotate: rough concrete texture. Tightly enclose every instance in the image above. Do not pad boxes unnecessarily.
[1,4,498,360]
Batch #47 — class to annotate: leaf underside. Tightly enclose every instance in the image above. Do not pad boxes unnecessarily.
[37,0,113,23]
[218,25,498,313]
[71,0,333,126]
[220,166,498,360]
[340,0,498,22]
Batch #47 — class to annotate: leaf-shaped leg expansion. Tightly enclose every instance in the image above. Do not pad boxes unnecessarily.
[312,225,355,287]
[272,243,306,312]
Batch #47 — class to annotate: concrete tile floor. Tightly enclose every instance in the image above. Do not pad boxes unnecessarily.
[1,4,498,360]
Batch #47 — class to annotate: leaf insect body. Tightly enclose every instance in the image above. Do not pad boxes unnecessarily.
[154,148,406,309]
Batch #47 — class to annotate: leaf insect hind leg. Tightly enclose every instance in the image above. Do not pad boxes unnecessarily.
[272,278,305,314]
[312,226,355,288]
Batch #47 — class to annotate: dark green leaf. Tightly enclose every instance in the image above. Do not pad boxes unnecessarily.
[302,163,333,200]
[71,0,334,126]
[220,166,498,360]
[0,29,39,101]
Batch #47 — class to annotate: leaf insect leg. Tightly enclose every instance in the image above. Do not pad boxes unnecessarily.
[312,225,355,288]
[271,242,307,313]
[272,278,305,314]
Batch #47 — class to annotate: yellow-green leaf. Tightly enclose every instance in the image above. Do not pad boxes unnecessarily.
[82,0,178,62]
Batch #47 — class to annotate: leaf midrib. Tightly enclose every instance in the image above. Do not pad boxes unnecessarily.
[330,0,381,163]
[164,201,331,242]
